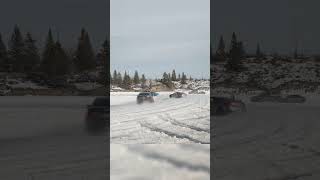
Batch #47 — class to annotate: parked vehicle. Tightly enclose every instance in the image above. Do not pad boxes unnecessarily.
[85,97,108,133]
[251,93,306,103]
[169,92,187,98]
[137,92,155,104]
[212,97,231,115]
[212,95,246,115]
[281,95,306,103]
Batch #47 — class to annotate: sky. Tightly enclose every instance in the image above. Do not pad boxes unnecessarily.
[111,0,210,79]
[213,0,320,55]
[0,0,108,51]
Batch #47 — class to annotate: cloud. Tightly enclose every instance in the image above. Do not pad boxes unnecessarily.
[111,0,210,78]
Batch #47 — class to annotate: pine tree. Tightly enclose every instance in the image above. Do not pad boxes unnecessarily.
[112,70,117,85]
[74,28,96,72]
[162,72,169,83]
[122,71,131,89]
[54,41,72,76]
[227,32,242,71]
[97,38,109,67]
[0,34,8,71]
[215,35,226,61]
[133,70,140,84]
[161,72,173,88]
[172,69,177,81]
[8,25,26,72]
[97,38,109,86]
[181,72,187,84]
[178,73,181,81]
[229,32,237,54]
[24,32,40,73]
[41,29,56,78]
[141,74,146,87]
[117,72,122,86]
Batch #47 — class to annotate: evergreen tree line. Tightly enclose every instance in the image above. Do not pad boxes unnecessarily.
[213,33,305,62]
[0,25,108,80]
[160,70,189,87]
[111,69,190,89]
[212,32,246,71]
[111,70,147,89]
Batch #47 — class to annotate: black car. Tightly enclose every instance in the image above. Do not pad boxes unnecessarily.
[212,96,246,115]
[137,92,154,104]
[85,97,108,133]
[212,97,232,115]
[169,92,186,98]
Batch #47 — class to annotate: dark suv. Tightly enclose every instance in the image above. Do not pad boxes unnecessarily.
[212,96,246,115]
[212,97,232,115]
[85,97,108,133]
[137,92,154,104]
[169,92,186,98]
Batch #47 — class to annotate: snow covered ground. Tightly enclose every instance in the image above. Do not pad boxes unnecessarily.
[111,92,210,144]
[111,144,210,180]
[213,96,320,179]
[212,60,320,92]
[0,96,108,180]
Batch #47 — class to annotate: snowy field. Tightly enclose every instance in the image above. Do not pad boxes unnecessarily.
[111,144,210,180]
[213,95,320,179]
[110,92,210,144]
[0,96,108,180]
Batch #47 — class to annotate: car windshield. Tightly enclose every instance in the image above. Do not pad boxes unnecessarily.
[93,98,108,106]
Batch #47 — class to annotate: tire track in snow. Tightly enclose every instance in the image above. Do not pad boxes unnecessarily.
[111,94,210,143]
[158,114,210,133]
[128,146,210,173]
[139,122,209,144]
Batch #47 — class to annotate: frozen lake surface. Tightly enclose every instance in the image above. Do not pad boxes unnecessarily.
[111,92,210,144]
[0,96,108,180]
[111,144,210,180]
[213,95,320,179]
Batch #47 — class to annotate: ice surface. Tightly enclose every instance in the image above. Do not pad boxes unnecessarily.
[111,144,210,180]
[213,96,320,179]
[0,96,107,180]
[111,92,210,144]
